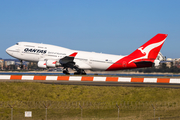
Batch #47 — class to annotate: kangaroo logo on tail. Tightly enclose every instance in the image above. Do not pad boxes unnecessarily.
[138,47,146,55]
[129,38,166,64]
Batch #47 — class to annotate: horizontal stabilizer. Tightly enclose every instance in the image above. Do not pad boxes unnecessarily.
[133,61,154,68]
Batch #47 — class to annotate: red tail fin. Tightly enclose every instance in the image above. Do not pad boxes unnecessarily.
[106,33,168,71]
[128,33,168,63]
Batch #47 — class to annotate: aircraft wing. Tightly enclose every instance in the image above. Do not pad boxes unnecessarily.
[59,52,91,70]
[59,52,78,65]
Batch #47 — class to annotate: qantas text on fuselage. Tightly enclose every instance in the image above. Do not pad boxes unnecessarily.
[6,33,168,75]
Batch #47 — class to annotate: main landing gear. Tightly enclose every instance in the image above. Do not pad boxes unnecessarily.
[74,69,86,75]
[63,67,86,75]
[73,66,86,75]
[63,68,70,75]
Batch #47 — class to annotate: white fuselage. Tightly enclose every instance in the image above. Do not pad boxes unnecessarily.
[6,42,124,71]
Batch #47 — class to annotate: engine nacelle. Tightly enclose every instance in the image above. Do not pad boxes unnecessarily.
[38,61,47,68]
[46,60,57,68]
[38,60,58,68]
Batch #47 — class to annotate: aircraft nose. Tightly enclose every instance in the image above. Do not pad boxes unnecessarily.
[6,47,11,55]
[6,46,16,56]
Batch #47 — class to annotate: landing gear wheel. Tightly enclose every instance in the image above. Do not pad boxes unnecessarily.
[63,70,70,75]
[63,68,70,75]
[74,69,86,75]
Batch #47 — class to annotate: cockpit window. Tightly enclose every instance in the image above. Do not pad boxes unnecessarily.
[16,43,19,45]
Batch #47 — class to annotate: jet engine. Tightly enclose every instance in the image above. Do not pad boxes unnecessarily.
[38,60,59,68]
[46,60,57,68]
[38,61,47,68]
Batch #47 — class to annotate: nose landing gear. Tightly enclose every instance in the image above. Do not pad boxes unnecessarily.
[19,60,23,69]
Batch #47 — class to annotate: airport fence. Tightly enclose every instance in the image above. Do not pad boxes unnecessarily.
[0,101,180,120]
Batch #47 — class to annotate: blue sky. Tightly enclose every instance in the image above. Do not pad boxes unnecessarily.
[0,0,180,59]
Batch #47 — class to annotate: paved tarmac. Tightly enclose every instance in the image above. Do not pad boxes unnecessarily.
[0,72,180,77]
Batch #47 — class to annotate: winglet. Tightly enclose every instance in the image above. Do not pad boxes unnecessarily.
[69,52,78,57]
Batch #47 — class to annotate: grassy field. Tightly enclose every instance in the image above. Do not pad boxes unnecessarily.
[0,81,180,119]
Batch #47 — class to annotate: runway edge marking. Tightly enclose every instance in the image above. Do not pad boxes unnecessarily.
[0,75,178,84]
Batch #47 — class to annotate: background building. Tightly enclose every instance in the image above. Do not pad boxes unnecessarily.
[0,59,4,70]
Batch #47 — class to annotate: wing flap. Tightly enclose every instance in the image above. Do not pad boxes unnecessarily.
[59,52,78,64]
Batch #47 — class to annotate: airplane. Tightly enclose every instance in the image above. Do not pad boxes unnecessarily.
[6,33,168,75]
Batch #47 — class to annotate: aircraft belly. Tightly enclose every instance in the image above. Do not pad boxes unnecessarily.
[90,62,112,71]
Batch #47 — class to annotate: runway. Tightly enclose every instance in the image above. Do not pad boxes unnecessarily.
[0,73,180,88]
[0,72,180,77]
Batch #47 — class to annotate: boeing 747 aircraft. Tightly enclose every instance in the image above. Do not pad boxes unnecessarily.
[6,33,168,75]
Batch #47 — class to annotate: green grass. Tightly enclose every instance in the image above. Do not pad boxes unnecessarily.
[0,82,180,119]
[0,82,179,102]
